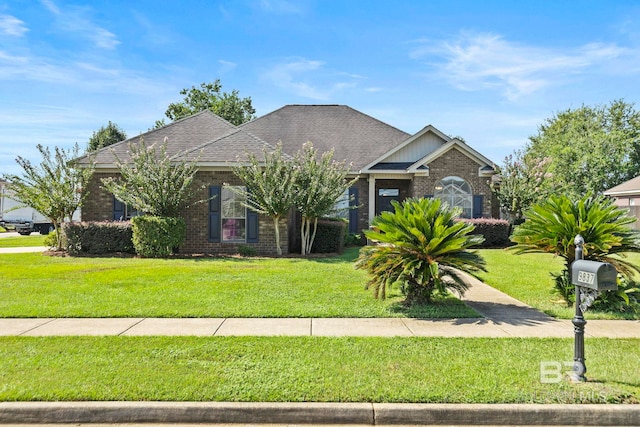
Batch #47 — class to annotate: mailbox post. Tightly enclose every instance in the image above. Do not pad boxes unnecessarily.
[569,234,618,382]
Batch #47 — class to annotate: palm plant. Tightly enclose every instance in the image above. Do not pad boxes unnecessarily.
[510,194,640,305]
[355,197,486,305]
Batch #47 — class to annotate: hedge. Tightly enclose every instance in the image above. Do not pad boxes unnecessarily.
[463,218,511,248]
[131,216,186,257]
[311,219,346,253]
[63,221,134,255]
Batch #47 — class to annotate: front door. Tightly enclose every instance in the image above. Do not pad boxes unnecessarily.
[376,188,401,215]
[375,179,411,215]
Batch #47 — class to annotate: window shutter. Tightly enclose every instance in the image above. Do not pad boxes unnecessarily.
[246,208,259,243]
[473,195,484,218]
[113,197,124,221]
[208,186,221,242]
[348,186,359,234]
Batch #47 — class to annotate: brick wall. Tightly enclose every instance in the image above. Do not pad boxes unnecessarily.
[409,147,493,217]
[82,172,117,222]
[82,170,288,255]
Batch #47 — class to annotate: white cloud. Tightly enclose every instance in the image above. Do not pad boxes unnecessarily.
[0,14,28,37]
[263,58,358,100]
[412,32,629,101]
[40,0,120,50]
[258,0,304,15]
[218,59,237,73]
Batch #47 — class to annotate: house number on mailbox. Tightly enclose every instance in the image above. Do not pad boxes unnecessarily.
[577,271,596,286]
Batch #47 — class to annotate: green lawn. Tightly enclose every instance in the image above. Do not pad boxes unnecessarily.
[0,250,477,318]
[0,336,637,403]
[0,234,46,248]
[477,249,640,320]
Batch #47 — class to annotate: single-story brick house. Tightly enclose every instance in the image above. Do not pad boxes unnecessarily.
[604,175,640,229]
[79,105,498,255]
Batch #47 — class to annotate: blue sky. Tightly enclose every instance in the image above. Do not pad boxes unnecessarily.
[2,0,640,175]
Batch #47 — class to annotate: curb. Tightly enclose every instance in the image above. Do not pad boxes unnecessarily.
[1,402,639,425]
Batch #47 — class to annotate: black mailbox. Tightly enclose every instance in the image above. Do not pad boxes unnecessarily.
[571,260,618,291]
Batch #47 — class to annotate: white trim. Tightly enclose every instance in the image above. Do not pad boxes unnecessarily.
[368,176,376,225]
[361,124,450,172]
[407,139,495,173]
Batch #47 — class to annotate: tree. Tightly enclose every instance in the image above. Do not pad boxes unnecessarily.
[491,150,552,224]
[510,194,640,305]
[1,144,95,250]
[101,138,202,218]
[293,142,356,255]
[160,80,256,126]
[527,99,640,198]
[87,121,127,151]
[355,197,486,305]
[230,143,297,256]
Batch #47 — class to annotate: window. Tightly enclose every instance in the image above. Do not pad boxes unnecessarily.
[378,188,399,197]
[221,186,246,242]
[333,188,350,220]
[208,185,259,244]
[113,198,140,221]
[332,187,359,234]
[434,176,472,218]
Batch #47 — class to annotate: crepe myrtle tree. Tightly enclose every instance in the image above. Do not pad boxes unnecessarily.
[293,142,357,255]
[101,137,204,218]
[230,143,297,256]
[2,144,95,250]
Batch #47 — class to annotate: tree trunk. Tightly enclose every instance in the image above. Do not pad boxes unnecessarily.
[307,217,319,255]
[273,216,282,256]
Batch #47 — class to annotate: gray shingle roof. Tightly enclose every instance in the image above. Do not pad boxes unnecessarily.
[79,110,237,167]
[604,175,640,196]
[239,105,410,170]
[78,105,414,171]
[174,129,280,164]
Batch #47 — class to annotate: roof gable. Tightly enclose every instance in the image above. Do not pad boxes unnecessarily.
[407,139,495,174]
[362,125,450,172]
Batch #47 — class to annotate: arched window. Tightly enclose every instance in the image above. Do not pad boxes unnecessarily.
[434,176,472,218]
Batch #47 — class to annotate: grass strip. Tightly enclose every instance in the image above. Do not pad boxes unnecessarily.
[477,249,640,320]
[0,234,46,248]
[0,251,477,318]
[0,336,637,403]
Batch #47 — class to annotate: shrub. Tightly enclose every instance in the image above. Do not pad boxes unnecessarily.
[43,230,61,249]
[63,221,134,255]
[463,218,510,248]
[311,219,346,253]
[238,244,257,257]
[131,216,186,258]
[344,232,364,247]
[511,193,640,308]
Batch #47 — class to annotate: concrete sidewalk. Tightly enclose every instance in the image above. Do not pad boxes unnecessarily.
[2,316,639,337]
